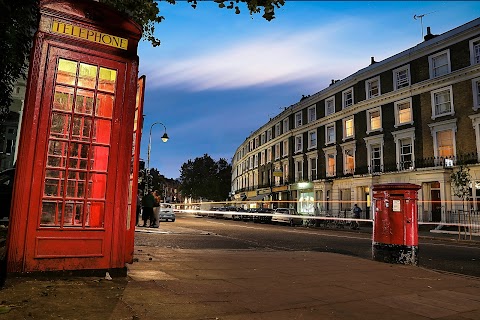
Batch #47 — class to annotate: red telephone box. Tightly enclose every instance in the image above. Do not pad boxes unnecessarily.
[372,183,421,265]
[6,0,143,273]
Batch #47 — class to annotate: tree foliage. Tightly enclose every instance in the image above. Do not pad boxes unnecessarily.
[0,0,284,119]
[450,165,472,201]
[179,154,232,201]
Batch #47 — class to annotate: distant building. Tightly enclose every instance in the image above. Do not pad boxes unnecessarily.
[231,18,480,227]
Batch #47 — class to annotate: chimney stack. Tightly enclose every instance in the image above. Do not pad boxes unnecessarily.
[371,57,377,65]
[424,27,437,41]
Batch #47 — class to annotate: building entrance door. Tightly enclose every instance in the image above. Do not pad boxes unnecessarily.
[431,189,442,222]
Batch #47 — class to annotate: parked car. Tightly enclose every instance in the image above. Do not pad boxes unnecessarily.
[253,208,274,223]
[158,203,175,222]
[0,168,15,221]
[271,208,303,226]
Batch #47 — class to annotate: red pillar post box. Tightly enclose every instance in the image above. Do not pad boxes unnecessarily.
[372,183,421,265]
[6,0,143,274]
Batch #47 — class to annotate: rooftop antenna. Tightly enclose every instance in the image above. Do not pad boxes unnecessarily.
[414,11,437,39]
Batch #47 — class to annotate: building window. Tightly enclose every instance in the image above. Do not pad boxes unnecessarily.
[261,150,265,165]
[365,76,380,99]
[367,107,382,133]
[249,157,253,169]
[325,96,335,115]
[267,148,272,163]
[261,133,266,145]
[431,86,454,119]
[342,88,353,108]
[469,37,480,65]
[364,135,383,174]
[254,154,258,167]
[308,130,317,149]
[429,50,451,78]
[325,123,336,145]
[393,65,410,90]
[394,98,413,127]
[343,117,354,140]
[392,128,415,171]
[295,159,303,182]
[275,143,280,160]
[308,157,317,180]
[267,129,272,141]
[295,134,303,153]
[282,139,288,156]
[324,146,337,177]
[275,123,281,137]
[283,118,289,133]
[428,119,457,165]
[308,105,316,123]
[295,112,302,128]
[283,162,289,183]
[473,77,480,111]
[255,137,259,148]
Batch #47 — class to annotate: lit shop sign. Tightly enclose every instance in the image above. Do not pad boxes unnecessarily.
[51,20,128,50]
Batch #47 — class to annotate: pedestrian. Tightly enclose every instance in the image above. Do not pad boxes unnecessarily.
[150,190,161,228]
[136,190,142,227]
[142,190,155,227]
[352,204,362,230]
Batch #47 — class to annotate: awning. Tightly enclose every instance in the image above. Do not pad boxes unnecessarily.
[246,194,268,201]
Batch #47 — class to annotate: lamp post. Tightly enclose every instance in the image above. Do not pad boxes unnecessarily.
[146,122,169,193]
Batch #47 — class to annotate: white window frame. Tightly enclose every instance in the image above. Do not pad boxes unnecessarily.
[283,118,289,133]
[307,130,317,149]
[343,116,355,140]
[267,128,272,141]
[428,119,457,161]
[469,114,480,161]
[275,123,281,137]
[394,98,413,127]
[294,157,304,182]
[364,135,384,174]
[261,133,266,145]
[340,141,356,175]
[282,162,289,183]
[295,112,302,128]
[366,107,382,134]
[282,139,288,157]
[325,96,335,116]
[472,77,480,111]
[365,76,381,99]
[393,64,411,90]
[295,134,303,153]
[469,36,480,65]
[325,123,336,145]
[428,49,451,79]
[307,155,318,181]
[431,86,454,120]
[254,154,258,168]
[342,88,354,109]
[267,148,272,163]
[275,143,280,160]
[323,146,337,177]
[260,150,265,165]
[392,128,415,171]
[255,137,259,149]
[307,105,316,123]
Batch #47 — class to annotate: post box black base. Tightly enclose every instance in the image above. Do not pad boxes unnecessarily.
[372,242,418,266]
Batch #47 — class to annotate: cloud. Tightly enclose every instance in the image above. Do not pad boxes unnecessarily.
[142,18,368,91]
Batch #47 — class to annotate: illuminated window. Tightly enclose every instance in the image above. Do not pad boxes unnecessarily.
[343,117,354,140]
[324,147,337,177]
[367,108,382,133]
[394,98,413,127]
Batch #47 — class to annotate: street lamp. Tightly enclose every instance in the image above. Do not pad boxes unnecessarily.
[146,122,169,193]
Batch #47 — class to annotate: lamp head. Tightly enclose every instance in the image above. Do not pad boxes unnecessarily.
[161,132,169,143]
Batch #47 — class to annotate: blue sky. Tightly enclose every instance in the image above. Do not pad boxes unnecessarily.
[137,1,480,179]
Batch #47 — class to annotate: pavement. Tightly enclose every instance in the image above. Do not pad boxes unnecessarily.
[0,224,479,319]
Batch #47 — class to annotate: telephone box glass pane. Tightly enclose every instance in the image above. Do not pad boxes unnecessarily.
[75,89,95,115]
[53,86,74,111]
[92,119,111,144]
[44,169,65,197]
[78,63,97,89]
[98,68,116,92]
[90,146,109,171]
[57,59,77,86]
[96,93,114,118]
[64,201,84,226]
[69,143,90,169]
[67,171,86,198]
[87,173,107,199]
[50,113,71,139]
[86,202,105,228]
[72,116,92,141]
[40,201,61,226]
[47,140,68,168]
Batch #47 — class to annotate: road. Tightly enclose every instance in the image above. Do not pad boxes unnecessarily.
[135,213,480,278]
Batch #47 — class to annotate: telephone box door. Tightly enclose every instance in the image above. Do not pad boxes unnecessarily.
[22,47,127,271]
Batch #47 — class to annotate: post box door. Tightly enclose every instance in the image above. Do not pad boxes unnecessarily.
[23,47,127,271]
[390,196,406,245]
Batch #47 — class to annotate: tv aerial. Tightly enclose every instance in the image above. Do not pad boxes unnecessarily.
[414,11,437,39]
